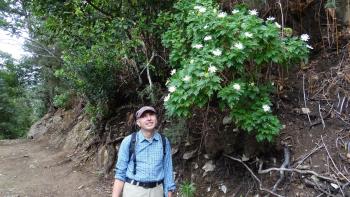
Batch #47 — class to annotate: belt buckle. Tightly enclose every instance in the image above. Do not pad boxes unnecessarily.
[131,180,140,186]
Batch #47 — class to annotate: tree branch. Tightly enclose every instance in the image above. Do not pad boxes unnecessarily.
[85,0,114,19]
[223,154,284,197]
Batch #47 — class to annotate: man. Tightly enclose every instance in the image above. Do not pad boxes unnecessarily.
[112,106,176,197]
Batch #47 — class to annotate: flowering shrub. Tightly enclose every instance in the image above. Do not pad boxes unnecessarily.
[161,0,310,141]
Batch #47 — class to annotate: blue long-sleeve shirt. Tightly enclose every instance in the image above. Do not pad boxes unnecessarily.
[115,131,176,195]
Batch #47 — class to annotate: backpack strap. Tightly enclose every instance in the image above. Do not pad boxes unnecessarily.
[160,133,167,159]
[129,132,137,175]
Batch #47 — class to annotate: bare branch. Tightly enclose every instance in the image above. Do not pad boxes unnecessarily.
[223,154,284,197]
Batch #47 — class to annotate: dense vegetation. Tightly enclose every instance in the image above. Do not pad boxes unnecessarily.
[0,52,32,139]
[0,0,310,141]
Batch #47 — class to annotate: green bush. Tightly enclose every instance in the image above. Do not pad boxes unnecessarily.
[179,181,196,197]
[161,0,310,141]
[53,92,70,108]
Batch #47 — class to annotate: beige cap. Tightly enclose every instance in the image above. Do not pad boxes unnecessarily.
[135,106,156,119]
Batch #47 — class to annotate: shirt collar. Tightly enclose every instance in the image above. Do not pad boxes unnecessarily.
[137,130,160,142]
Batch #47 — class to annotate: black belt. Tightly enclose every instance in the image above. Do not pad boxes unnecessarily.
[125,177,163,189]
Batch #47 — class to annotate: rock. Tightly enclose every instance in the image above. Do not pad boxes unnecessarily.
[203,154,210,159]
[346,152,350,159]
[171,146,179,155]
[192,162,198,169]
[207,186,211,192]
[77,185,84,189]
[202,160,215,173]
[63,116,91,150]
[27,113,52,138]
[96,145,108,170]
[301,107,311,114]
[219,184,227,194]
[222,116,232,125]
[330,183,340,189]
[183,149,197,160]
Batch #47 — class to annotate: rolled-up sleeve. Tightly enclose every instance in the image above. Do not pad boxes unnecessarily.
[163,138,176,192]
[114,135,131,181]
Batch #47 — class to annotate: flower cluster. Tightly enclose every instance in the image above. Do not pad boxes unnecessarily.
[162,0,310,141]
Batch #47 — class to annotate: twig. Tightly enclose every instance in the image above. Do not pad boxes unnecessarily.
[294,144,324,168]
[146,51,155,90]
[145,51,156,102]
[223,154,284,197]
[277,0,284,38]
[259,165,338,183]
[339,97,346,114]
[318,102,326,129]
[310,105,333,129]
[304,179,337,197]
[271,145,290,193]
[303,74,312,125]
[321,135,350,183]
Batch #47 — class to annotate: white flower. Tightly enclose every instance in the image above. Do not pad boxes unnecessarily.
[218,12,227,18]
[194,5,206,13]
[198,7,206,13]
[204,35,212,41]
[234,42,244,50]
[275,22,281,28]
[192,44,203,49]
[233,83,241,91]
[213,8,217,13]
[170,69,176,75]
[249,82,255,86]
[164,94,170,102]
[266,16,275,21]
[232,9,239,14]
[190,59,194,64]
[249,9,258,16]
[169,86,176,93]
[301,34,310,42]
[244,32,253,38]
[212,49,222,56]
[262,104,271,112]
[183,75,191,82]
[208,65,217,73]
[306,44,313,49]
[204,25,209,29]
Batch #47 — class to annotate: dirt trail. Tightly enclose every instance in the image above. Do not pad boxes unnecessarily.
[0,139,111,197]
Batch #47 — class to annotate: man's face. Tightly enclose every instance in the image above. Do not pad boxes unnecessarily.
[136,111,157,132]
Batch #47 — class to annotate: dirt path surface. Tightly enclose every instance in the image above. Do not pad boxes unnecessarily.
[0,139,111,197]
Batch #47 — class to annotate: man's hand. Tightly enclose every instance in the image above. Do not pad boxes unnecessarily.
[167,191,173,197]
